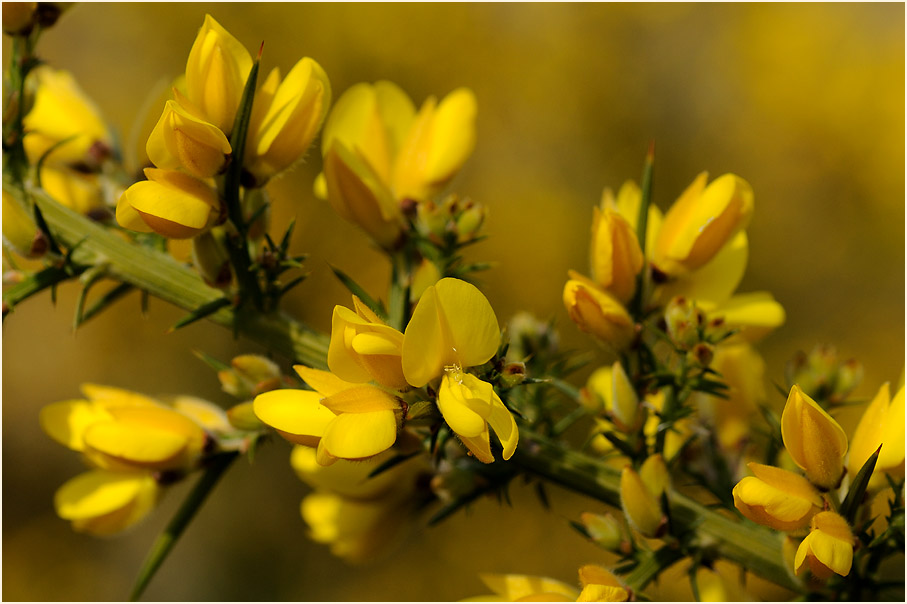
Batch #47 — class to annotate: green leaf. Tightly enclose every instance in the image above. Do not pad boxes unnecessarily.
[169,297,232,332]
[840,444,881,524]
[330,265,387,319]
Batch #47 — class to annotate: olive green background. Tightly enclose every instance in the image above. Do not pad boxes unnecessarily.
[3,3,904,601]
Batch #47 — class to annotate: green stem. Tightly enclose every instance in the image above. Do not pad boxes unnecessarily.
[20,187,329,367]
[2,262,85,318]
[512,431,800,592]
[130,452,238,601]
[624,546,686,593]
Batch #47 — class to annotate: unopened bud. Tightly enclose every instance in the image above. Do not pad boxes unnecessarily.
[3,2,37,35]
[226,401,265,431]
[499,362,526,388]
[191,229,231,289]
[687,342,715,367]
[219,354,283,398]
[611,361,642,432]
[580,511,623,551]
[455,202,485,242]
[664,296,700,350]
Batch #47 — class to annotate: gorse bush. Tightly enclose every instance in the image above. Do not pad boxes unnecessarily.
[3,5,904,602]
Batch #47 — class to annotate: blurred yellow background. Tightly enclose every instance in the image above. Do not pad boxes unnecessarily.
[3,3,903,601]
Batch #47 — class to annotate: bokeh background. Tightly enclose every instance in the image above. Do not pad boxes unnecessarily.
[3,3,904,601]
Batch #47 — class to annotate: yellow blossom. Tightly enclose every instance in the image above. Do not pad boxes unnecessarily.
[610,361,642,432]
[23,66,112,165]
[39,384,209,473]
[53,469,159,536]
[401,278,516,462]
[184,14,252,134]
[315,82,476,248]
[466,565,628,602]
[116,168,221,239]
[653,172,754,276]
[732,462,824,531]
[848,382,905,485]
[794,511,854,579]
[328,295,407,390]
[589,205,644,304]
[620,460,666,538]
[600,181,662,257]
[563,274,635,352]
[38,165,106,216]
[244,58,331,185]
[146,98,232,179]
[253,366,401,465]
[781,385,848,490]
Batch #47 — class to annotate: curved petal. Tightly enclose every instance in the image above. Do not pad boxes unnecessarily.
[253,389,335,439]
[487,394,518,460]
[437,373,489,437]
[319,385,400,413]
[320,409,396,459]
[83,422,188,466]
[40,400,113,451]
[55,470,156,524]
[402,285,448,387]
[435,278,500,368]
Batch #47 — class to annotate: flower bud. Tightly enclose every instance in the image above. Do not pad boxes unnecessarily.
[579,512,623,551]
[2,188,46,258]
[191,228,232,288]
[454,200,485,242]
[732,462,823,531]
[611,361,642,432]
[653,172,754,275]
[243,58,331,185]
[848,382,905,487]
[226,401,265,432]
[664,296,702,350]
[563,275,635,353]
[794,511,854,579]
[116,168,221,239]
[590,207,644,304]
[781,385,848,490]
[620,463,665,538]
[146,99,232,179]
[499,362,527,389]
[328,296,407,390]
[3,2,36,35]
[219,354,283,399]
[184,14,252,134]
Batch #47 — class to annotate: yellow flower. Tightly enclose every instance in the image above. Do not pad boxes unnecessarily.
[38,165,106,216]
[702,291,786,342]
[579,512,623,551]
[401,278,516,462]
[563,274,635,352]
[328,295,407,390]
[600,181,662,258]
[184,14,252,134]
[609,361,642,432]
[292,447,426,563]
[315,82,477,248]
[253,366,401,466]
[146,98,232,179]
[53,469,159,536]
[781,385,848,490]
[22,66,112,165]
[244,58,331,185]
[39,384,209,473]
[589,205,644,304]
[116,168,221,239]
[466,565,628,602]
[2,187,45,258]
[794,511,854,579]
[848,382,905,486]
[732,462,824,531]
[653,172,754,276]
[620,457,667,538]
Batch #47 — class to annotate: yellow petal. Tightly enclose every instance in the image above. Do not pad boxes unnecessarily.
[123,168,219,238]
[487,394,518,461]
[39,400,113,451]
[402,285,448,387]
[253,389,335,441]
[563,278,635,352]
[655,231,748,306]
[83,422,188,466]
[171,395,231,433]
[781,385,848,489]
[434,278,500,368]
[438,373,490,437]
[319,385,400,413]
[479,573,579,601]
[590,208,643,304]
[849,383,906,475]
[620,466,663,537]
[423,88,477,187]
[55,470,158,536]
[707,291,786,341]
[457,427,494,464]
[81,383,160,407]
[146,99,231,179]
[294,366,362,396]
[320,410,397,459]
[290,446,403,500]
[576,584,629,602]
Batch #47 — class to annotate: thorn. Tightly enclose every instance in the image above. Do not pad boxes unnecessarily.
[257,41,264,61]
[646,140,655,162]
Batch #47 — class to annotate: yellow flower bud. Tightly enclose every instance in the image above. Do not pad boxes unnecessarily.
[184,14,252,134]
[328,295,407,390]
[579,512,623,551]
[563,275,635,353]
[600,180,663,258]
[732,462,823,531]
[191,228,232,288]
[781,385,848,490]
[146,99,232,179]
[2,188,46,258]
[653,172,754,276]
[620,464,665,538]
[23,66,112,166]
[244,58,331,185]
[848,382,905,486]
[53,470,159,536]
[219,354,283,399]
[794,511,854,579]
[610,361,642,432]
[116,168,221,239]
[226,401,265,432]
[589,206,643,304]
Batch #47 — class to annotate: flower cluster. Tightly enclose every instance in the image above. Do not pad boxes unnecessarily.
[464,564,630,602]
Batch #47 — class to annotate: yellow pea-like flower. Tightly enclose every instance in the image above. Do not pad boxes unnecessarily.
[794,511,854,579]
[22,66,112,166]
[653,172,754,276]
[291,446,402,501]
[702,291,786,342]
[620,461,666,538]
[184,14,252,134]
[116,168,221,239]
[589,206,644,304]
[38,165,105,216]
[732,462,824,531]
[563,274,635,353]
[848,382,905,486]
[600,180,663,258]
[40,387,208,473]
[610,361,642,432]
[579,512,623,551]
[146,98,232,179]
[253,366,401,466]
[244,58,331,185]
[53,469,159,536]
[315,82,477,248]
[328,295,407,391]
[2,188,45,258]
[467,565,628,602]
[781,385,848,490]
